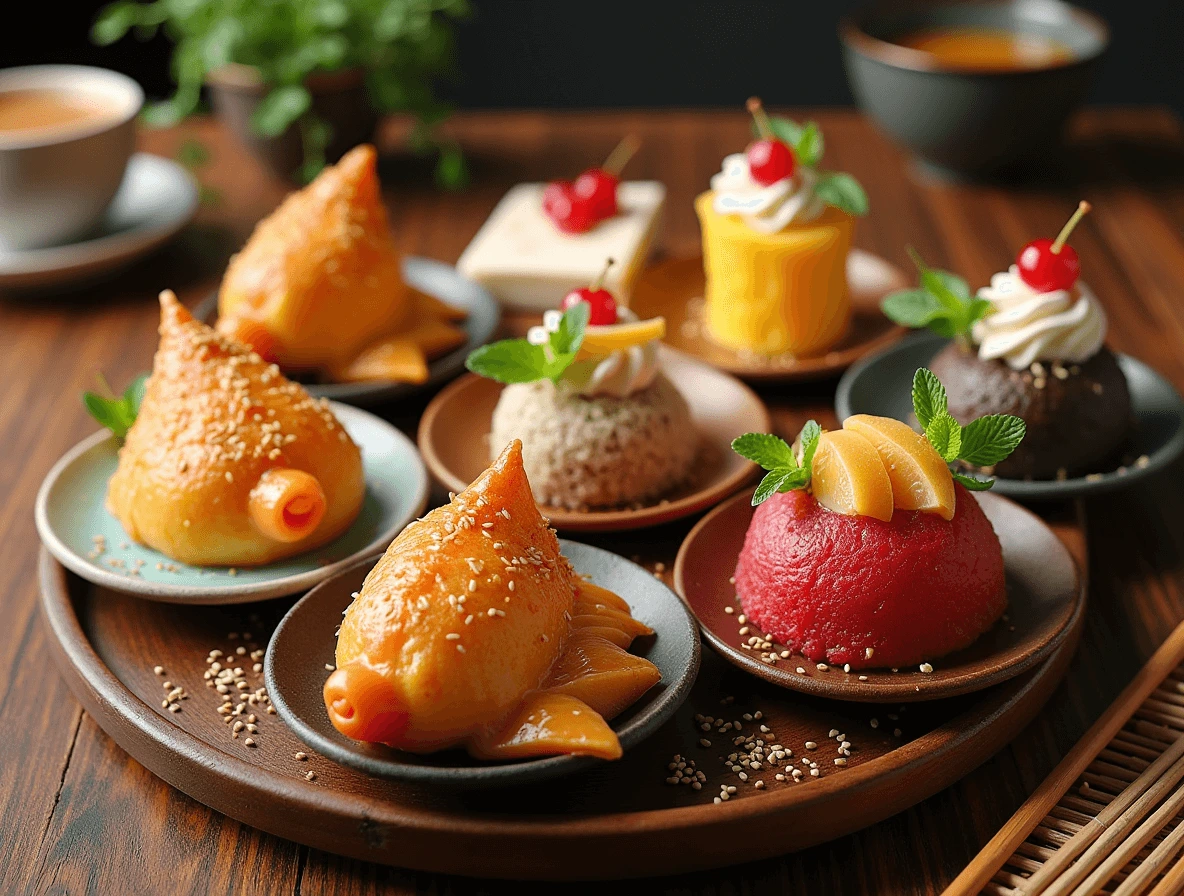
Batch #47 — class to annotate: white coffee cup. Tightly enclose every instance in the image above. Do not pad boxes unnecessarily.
[0,65,143,251]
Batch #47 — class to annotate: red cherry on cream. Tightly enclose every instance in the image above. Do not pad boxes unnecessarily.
[745,97,795,186]
[543,180,596,234]
[543,136,639,234]
[1016,201,1091,292]
[560,258,618,325]
[574,168,619,219]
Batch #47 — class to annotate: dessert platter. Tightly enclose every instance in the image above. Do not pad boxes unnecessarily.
[193,145,500,406]
[840,202,1184,498]
[36,130,1137,880]
[630,99,909,381]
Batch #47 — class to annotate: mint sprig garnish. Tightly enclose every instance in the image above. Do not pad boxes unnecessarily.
[912,369,1025,490]
[465,303,590,385]
[752,114,869,217]
[83,372,149,439]
[882,249,992,339]
[732,421,822,507]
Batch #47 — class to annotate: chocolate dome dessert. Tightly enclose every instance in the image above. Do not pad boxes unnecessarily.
[883,202,1131,481]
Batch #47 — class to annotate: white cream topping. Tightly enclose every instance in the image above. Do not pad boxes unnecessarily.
[973,265,1107,370]
[710,153,824,233]
[528,308,660,398]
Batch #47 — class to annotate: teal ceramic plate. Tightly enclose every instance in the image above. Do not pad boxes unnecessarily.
[835,333,1184,500]
[34,403,429,604]
[193,257,501,408]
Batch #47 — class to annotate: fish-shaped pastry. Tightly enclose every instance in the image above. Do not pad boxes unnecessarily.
[324,440,661,760]
[105,291,365,567]
[217,144,467,385]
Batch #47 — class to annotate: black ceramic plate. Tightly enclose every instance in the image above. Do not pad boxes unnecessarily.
[265,541,701,789]
[194,256,500,408]
[835,333,1184,500]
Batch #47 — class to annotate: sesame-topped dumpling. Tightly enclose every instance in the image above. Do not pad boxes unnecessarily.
[105,291,365,567]
[324,440,661,760]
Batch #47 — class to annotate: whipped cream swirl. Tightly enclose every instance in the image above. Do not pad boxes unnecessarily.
[972,266,1107,370]
[528,308,660,399]
[710,153,824,233]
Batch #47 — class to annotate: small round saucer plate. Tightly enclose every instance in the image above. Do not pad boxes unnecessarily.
[674,491,1084,703]
[34,403,429,604]
[416,347,771,532]
[836,333,1184,500]
[193,257,501,408]
[629,249,908,382]
[265,540,701,788]
[0,153,198,292]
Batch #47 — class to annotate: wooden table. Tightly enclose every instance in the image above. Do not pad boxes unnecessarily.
[5,108,1184,895]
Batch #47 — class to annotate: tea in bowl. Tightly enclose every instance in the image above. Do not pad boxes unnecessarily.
[0,65,142,251]
[840,0,1107,180]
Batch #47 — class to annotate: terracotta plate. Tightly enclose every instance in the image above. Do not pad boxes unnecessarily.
[34,402,429,604]
[674,491,1084,702]
[193,256,501,408]
[629,249,908,382]
[265,541,701,788]
[836,333,1184,500]
[417,347,770,532]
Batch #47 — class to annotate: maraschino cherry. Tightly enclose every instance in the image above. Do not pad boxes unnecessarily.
[1016,201,1091,292]
[560,258,618,325]
[543,137,640,234]
[746,97,795,186]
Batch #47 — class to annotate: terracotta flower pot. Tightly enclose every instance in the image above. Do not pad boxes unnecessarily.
[206,64,379,181]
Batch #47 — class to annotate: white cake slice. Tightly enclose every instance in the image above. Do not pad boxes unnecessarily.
[457,181,665,312]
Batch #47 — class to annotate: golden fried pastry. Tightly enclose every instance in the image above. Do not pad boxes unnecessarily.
[217,144,466,384]
[324,440,660,760]
[106,291,365,567]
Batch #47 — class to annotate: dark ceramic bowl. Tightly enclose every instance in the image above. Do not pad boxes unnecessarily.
[840,0,1108,179]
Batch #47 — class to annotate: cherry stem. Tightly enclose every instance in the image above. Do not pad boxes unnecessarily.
[602,136,640,177]
[747,96,774,140]
[1050,200,1092,255]
[592,257,616,292]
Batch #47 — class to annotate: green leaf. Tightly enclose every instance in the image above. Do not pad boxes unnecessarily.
[83,392,132,438]
[795,122,824,168]
[176,138,210,170]
[763,116,804,149]
[124,373,149,415]
[881,289,948,330]
[959,415,1027,467]
[966,298,993,329]
[798,420,822,471]
[925,413,963,463]
[731,433,797,471]
[251,85,311,138]
[435,144,469,191]
[814,172,869,217]
[751,469,809,506]
[953,472,995,491]
[912,368,948,431]
[92,1,140,45]
[550,303,589,357]
[464,341,549,384]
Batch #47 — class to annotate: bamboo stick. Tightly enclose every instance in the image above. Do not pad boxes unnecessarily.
[1145,852,1184,896]
[941,620,1184,896]
[1111,817,1184,896]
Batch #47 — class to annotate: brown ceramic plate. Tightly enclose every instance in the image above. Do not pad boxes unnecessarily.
[629,249,908,382]
[674,491,1084,703]
[416,347,771,532]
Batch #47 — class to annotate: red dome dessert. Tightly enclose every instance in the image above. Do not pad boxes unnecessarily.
[730,368,1025,671]
[734,483,1005,668]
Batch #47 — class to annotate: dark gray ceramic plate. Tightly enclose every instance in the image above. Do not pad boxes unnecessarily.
[835,333,1184,500]
[194,256,500,408]
[265,540,701,789]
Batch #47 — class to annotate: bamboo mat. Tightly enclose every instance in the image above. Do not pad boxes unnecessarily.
[945,623,1184,896]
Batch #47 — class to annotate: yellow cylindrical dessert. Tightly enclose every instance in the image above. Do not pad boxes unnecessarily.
[696,192,854,356]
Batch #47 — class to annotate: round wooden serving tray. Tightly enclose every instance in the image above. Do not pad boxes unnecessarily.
[38,517,1087,880]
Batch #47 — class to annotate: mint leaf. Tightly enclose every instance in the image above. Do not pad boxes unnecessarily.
[752,470,790,506]
[798,420,822,470]
[881,289,948,329]
[83,372,149,439]
[912,368,948,431]
[762,116,804,150]
[732,433,798,471]
[814,172,869,217]
[125,373,148,415]
[953,472,995,491]
[959,414,1027,467]
[465,341,549,384]
[925,414,963,463]
[894,249,992,338]
[550,303,589,356]
[795,122,824,168]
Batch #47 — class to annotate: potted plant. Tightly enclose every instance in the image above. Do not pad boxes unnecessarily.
[92,0,470,186]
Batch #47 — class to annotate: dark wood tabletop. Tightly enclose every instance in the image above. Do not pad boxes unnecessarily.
[5,108,1184,895]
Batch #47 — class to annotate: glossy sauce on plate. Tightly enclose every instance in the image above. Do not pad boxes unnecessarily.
[893,27,1075,71]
